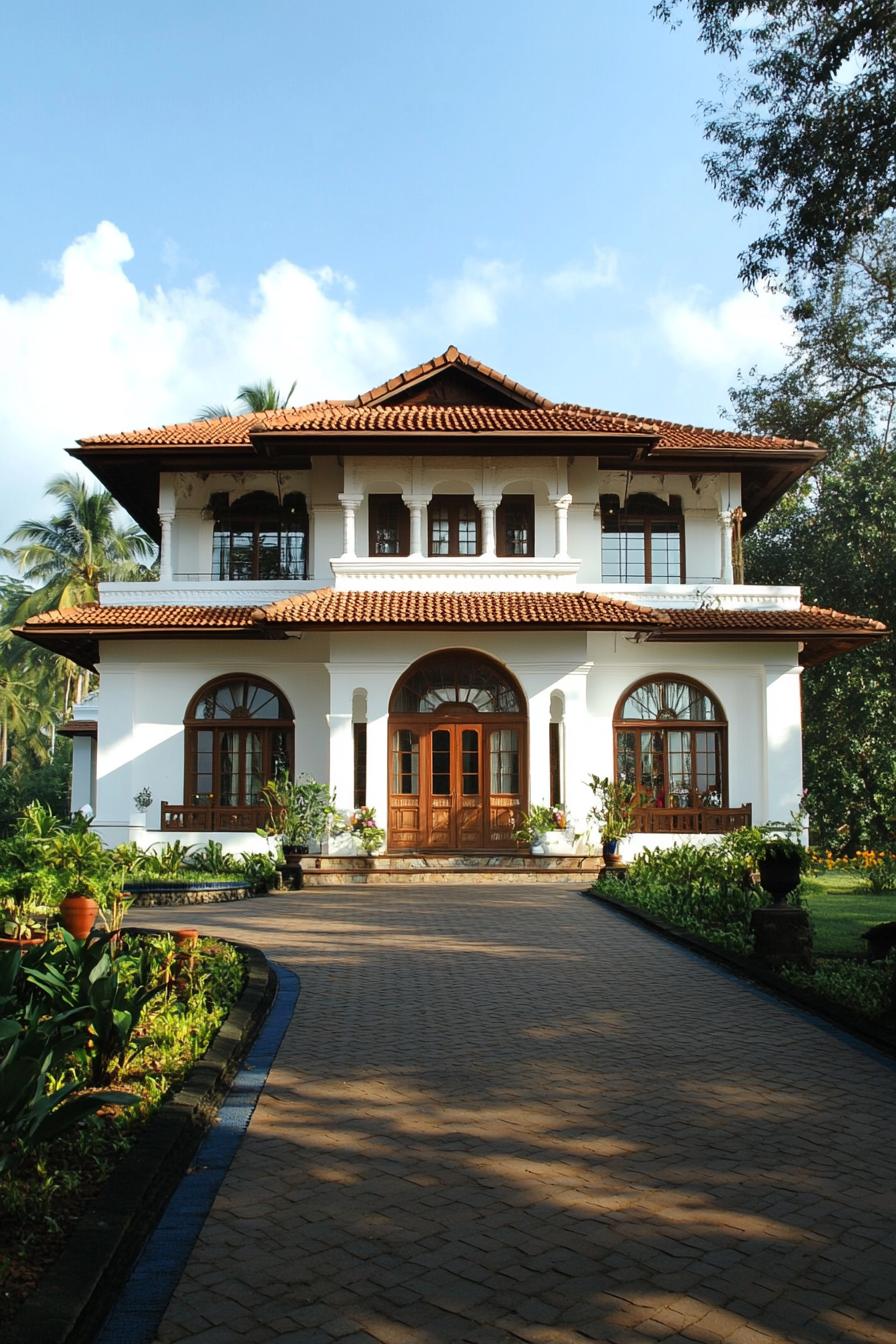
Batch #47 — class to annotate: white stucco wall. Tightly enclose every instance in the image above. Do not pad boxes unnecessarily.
[87,629,802,856]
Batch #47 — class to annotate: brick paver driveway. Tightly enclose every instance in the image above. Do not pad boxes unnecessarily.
[142,887,895,1344]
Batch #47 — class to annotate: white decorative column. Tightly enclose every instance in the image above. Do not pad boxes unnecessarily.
[338,495,362,560]
[326,668,357,816]
[719,509,734,584]
[763,662,804,827]
[551,494,572,559]
[474,495,500,557]
[158,508,175,583]
[402,495,430,558]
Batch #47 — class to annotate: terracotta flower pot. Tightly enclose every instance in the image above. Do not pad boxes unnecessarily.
[0,934,45,949]
[59,893,99,940]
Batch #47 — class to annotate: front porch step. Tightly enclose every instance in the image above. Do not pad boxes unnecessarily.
[299,854,603,886]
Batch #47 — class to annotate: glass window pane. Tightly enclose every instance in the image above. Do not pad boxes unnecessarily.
[650,524,681,582]
[667,731,693,807]
[461,729,479,796]
[431,728,451,796]
[228,530,254,580]
[391,729,419,795]
[430,505,450,556]
[489,729,519,794]
[219,730,239,805]
[244,730,263,803]
[458,503,479,556]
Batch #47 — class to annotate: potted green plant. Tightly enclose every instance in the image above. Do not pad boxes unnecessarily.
[514,804,562,854]
[258,772,337,889]
[586,775,640,867]
[45,817,113,939]
[757,835,807,906]
[345,805,386,857]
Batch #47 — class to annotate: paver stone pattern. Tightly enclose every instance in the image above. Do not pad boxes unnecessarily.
[140,886,896,1344]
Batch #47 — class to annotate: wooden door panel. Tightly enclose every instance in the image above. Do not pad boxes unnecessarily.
[489,796,518,845]
[388,717,527,852]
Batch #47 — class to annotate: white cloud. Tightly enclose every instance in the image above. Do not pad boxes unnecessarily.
[545,246,619,298]
[425,258,520,333]
[652,283,793,373]
[0,222,516,543]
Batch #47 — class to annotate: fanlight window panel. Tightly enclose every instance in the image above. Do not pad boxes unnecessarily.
[392,656,523,715]
[615,677,727,810]
[619,679,720,723]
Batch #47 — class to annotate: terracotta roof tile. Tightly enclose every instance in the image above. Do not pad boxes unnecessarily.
[254,588,666,627]
[22,603,258,629]
[73,346,817,453]
[654,605,886,635]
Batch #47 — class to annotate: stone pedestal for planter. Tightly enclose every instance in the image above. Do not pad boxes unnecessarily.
[751,906,813,969]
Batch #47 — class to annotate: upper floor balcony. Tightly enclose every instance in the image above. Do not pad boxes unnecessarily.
[100,471,799,611]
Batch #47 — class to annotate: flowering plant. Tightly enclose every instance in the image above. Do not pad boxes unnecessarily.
[348,806,386,855]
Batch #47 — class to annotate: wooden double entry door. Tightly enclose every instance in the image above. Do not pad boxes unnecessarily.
[389,713,526,852]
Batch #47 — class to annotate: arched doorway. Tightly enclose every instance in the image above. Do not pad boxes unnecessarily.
[388,650,528,852]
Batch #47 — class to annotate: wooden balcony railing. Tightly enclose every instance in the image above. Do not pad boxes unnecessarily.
[632,805,752,835]
[161,802,268,833]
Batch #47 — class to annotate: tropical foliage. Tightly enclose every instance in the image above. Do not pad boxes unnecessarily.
[0,930,244,1321]
[0,476,155,829]
[655,1,896,285]
[195,377,298,421]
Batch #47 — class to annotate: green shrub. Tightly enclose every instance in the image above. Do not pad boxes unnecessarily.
[780,957,894,1020]
[596,836,762,953]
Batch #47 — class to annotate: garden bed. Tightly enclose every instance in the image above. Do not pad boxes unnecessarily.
[1,931,275,1343]
[123,879,256,907]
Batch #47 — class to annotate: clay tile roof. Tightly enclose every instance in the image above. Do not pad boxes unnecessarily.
[653,605,887,635]
[21,603,258,629]
[354,345,554,409]
[254,588,667,627]
[76,402,654,445]
[73,346,818,452]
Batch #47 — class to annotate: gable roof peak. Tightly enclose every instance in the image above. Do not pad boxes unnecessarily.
[354,346,553,410]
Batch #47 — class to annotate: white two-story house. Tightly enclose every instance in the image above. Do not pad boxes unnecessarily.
[18,347,885,857]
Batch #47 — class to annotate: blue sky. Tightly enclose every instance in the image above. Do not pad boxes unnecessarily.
[0,1,790,539]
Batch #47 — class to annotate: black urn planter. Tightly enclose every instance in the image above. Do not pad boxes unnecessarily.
[757,855,802,906]
[281,845,308,891]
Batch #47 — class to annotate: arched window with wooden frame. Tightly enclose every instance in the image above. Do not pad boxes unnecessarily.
[162,676,294,832]
[601,492,684,583]
[211,490,309,581]
[613,676,749,834]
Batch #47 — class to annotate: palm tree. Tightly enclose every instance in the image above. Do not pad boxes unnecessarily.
[2,473,156,621]
[195,378,297,421]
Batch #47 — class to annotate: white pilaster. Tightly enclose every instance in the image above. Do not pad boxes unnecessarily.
[158,509,175,583]
[474,495,500,558]
[403,494,431,558]
[527,688,553,811]
[763,662,803,826]
[551,494,572,559]
[326,667,357,815]
[338,494,362,559]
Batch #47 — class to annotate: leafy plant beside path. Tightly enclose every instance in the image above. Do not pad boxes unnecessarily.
[0,930,245,1321]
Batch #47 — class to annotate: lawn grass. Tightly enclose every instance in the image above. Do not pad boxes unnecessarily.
[802,869,896,955]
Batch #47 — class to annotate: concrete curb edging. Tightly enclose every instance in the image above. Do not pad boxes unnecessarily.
[5,935,276,1344]
[586,886,896,1062]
